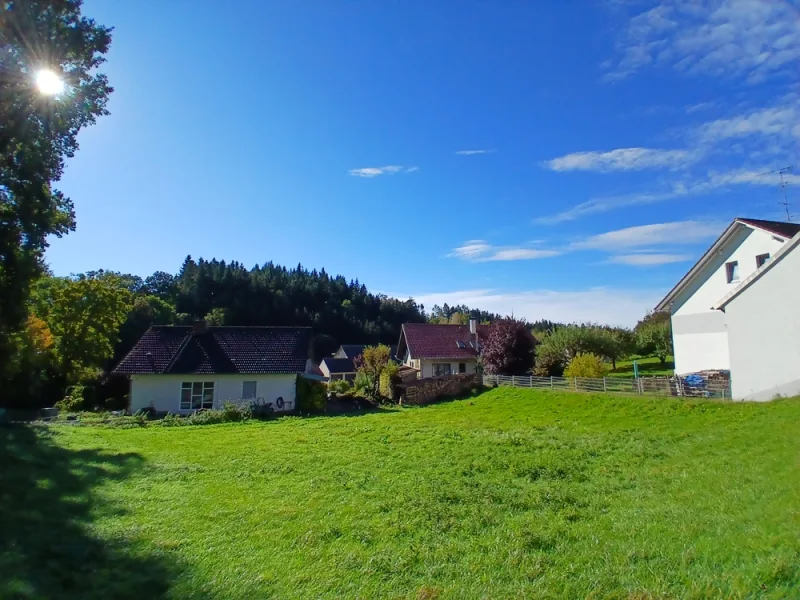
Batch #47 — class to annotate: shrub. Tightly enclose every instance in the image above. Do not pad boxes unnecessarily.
[533,344,565,377]
[160,413,183,427]
[296,376,326,413]
[221,401,252,422]
[327,378,352,395]
[563,353,610,379]
[55,385,86,412]
[379,362,400,403]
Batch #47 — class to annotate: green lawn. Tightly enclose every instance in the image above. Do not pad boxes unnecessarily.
[609,355,675,378]
[2,389,799,599]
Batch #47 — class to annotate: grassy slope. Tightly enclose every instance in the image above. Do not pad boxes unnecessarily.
[609,355,676,378]
[2,389,799,599]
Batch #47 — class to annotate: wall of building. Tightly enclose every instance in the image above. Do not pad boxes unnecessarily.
[725,244,800,401]
[130,373,297,414]
[417,359,477,379]
[670,227,787,374]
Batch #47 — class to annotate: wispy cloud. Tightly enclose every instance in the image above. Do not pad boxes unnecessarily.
[572,220,723,251]
[455,149,495,155]
[448,240,561,262]
[607,253,693,266]
[697,106,799,144]
[393,288,665,327]
[348,165,417,177]
[604,0,800,83]
[685,101,716,114]
[543,147,696,172]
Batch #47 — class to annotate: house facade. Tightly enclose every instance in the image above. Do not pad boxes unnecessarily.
[714,230,800,401]
[114,324,313,414]
[396,322,489,379]
[655,218,800,375]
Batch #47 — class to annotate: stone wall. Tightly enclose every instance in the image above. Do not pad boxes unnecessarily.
[399,373,482,406]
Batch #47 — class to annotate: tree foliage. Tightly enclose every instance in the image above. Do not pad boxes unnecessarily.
[636,321,673,366]
[481,319,535,375]
[354,345,393,402]
[534,324,635,374]
[0,0,113,388]
[563,353,610,378]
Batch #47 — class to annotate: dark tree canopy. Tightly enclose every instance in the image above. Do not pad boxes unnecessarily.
[0,0,113,386]
[481,319,536,376]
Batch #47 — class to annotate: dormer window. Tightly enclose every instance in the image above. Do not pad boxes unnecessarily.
[756,253,770,268]
[725,261,739,283]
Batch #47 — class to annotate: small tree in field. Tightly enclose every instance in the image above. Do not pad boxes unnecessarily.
[354,344,392,402]
[637,321,673,366]
[481,319,535,375]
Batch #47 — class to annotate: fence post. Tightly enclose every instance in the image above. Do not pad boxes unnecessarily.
[550,376,554,389]
[603,377,607,393]
[512,375,516,387]
[530,375,533,388]
[574,377,577,390]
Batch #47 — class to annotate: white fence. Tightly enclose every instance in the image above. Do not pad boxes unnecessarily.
[483,374,731,399]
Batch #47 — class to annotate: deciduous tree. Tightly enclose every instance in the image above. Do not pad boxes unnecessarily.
[481,319,535,375]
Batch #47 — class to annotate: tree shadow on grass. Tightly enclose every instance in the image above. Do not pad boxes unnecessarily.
[0,425,201,599]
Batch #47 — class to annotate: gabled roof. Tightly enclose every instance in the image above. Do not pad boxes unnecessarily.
[320,357,357,374]
[655,218,800,312]
[114,326,311,375]
[714,230,800,310]
[338,344,398,359]
[398,323,490,360]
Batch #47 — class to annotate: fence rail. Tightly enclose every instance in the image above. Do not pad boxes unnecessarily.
[483,374,731,399]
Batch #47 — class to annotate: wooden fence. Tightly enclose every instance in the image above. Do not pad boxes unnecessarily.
[482,374,731,399]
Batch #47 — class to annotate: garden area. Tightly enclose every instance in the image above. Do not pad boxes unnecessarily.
[2,388,798,599]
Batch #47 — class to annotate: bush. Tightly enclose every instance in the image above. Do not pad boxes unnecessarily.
[296,376,326,413]
[327,378,352,395]
[379,362,400,403]
[55,385,86,412]
[563,353,610,379]
[221,401,252,422]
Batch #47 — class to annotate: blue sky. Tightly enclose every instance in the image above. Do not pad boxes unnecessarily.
[48,0,800,326]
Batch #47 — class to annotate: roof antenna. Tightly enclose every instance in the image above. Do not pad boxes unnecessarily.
[756,166,793,222]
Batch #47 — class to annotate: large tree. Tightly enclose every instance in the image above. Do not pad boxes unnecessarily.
[481,319,535,376]
[0,0,112,392]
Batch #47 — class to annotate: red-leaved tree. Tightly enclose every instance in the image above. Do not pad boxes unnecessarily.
[481,319,535,375]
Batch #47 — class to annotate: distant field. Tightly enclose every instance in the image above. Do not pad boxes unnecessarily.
[2,389,799,599]
[609,355,675,378]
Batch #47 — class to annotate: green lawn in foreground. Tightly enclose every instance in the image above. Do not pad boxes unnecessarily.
[2,389,799,599]
[609,355,676,378]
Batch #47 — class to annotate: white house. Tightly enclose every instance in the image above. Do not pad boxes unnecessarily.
[396,322,488,379]
[114,323,314,414]
[713,230,800,401]
[655,218,800,376]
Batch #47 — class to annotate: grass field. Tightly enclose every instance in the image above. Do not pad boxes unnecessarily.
[2,389,799,599]
[609,355,675,378]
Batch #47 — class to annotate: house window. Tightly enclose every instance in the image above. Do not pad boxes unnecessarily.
[459,363,466,373]
[433,363,452,377]
[181,381,214,410]
[242,381,257,399]
[725,261,739,283]
[756,253,770,268]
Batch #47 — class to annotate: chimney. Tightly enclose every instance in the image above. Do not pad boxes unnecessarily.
[193,319,208,335]
[469,319,477,335]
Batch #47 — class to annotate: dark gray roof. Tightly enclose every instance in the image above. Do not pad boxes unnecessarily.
[320,357,356,374]
[737,218,800,239]
[114,326,311,375]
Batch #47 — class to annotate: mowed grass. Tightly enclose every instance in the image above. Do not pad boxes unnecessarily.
[609,355,676,378]
[2,389,799,599]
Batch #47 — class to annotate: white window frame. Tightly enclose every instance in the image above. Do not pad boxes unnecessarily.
[242,380,257,400]
[180,381,214,410]
[725,261,739,283]
[433,363,452,377]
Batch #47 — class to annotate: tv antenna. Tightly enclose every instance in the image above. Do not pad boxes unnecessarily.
[756,166,793,222]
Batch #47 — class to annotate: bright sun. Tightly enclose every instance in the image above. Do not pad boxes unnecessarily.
[35,69,65,95]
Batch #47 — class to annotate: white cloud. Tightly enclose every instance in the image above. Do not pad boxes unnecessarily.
[604,0,800,83]
[349,165,416,178]
[607,253,693,266]
[685,101,716,114]
[448,240,561,262]
[543,147,695,172]
[697,106,799,143]
[455,149,495,155]
[572,220,724,251]
[397,288,665,327]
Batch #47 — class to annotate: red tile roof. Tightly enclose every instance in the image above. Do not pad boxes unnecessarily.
[114,326,311,375]
[400,323,490,360]
[737,218,800,239]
